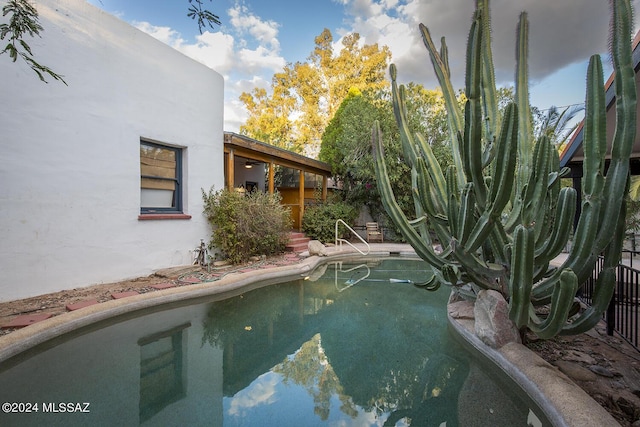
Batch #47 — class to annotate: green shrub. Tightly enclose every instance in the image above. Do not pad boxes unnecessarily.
[202,188,292,264]
[302,197,358,243]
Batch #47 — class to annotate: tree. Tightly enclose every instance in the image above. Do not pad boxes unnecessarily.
[1,0,221,85]
[187,0,221,34]
[240,29,390,157]
[533,104,584,151]
[0,0,66,84]
[319,84,457,237]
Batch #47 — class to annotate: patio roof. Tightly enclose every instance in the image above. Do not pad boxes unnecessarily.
[223,132,332,177]
[223,132,332,230]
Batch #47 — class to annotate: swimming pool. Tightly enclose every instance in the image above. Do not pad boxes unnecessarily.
[0,258,545,426]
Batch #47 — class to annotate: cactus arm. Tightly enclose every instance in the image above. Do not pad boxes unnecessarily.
[528,269,578,339]
[372,121,446,269]
[390,66,420,165]
[534,17,632,296]
[523,136,552,226]
[534,187,576,264]
[503,193,524,233]
[462,102,518,252]
[582,55,606,198]
[560,269,615,335]
[540,2,635,294]
[562,193,626,335]
[504,11,532,233]
[533,199,600,300]
[409,169,433,243]
[476,0,500,146]
[508,225,534,328]
[593,0,637,254]
[515,12,532,191]
[448,193,460,240]
[412,162,452,247]
[486,103,518,213]
[415,132,448,205]
[488,225,510,265]
[445,165,461,240]
[413,275,441,291]
[414,158,446,218]
[440,37,450,78]
[532,261,551,284]
[451,240,505,291]
[464,12,488,209]
[458,183,476,243]
[419,23,466,187]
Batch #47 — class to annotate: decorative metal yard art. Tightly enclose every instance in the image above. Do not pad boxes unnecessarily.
[371,0,637,339]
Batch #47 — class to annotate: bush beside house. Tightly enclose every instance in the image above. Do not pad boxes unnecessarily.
[202,188,292,264]
[302,196,358,244]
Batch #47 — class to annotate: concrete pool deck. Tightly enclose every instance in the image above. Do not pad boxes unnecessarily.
[0,243,618,426]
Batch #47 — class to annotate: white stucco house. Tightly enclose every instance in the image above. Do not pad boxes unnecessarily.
[0,0,225,301]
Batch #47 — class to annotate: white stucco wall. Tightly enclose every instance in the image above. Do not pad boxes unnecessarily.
[0,0,224,301]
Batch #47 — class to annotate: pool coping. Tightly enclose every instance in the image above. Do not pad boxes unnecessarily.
[448,302,617,427]
[0,244,618,426]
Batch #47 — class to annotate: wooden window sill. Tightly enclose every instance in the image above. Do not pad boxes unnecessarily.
[138,213,192,220]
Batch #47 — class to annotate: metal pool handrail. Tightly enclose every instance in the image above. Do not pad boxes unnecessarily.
[335,219,370,255]
[334,262,371,292]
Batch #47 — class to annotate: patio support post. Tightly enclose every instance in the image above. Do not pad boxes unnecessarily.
[268,161,275,194]
[227,148,235,190]
[322,176,327,201]
[299,169,305,230]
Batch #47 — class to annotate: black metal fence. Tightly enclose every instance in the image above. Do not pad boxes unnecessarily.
[580,250,640,351]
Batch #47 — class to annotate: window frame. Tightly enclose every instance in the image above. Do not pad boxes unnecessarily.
[140,139,184,215]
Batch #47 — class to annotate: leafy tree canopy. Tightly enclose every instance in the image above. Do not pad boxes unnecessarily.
[240,29,391,157]
[319,84,456,236]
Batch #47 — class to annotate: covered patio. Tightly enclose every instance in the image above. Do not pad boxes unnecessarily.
[223,132,333,230]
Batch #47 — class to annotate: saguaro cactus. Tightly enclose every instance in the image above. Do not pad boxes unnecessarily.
[372,0,637,338]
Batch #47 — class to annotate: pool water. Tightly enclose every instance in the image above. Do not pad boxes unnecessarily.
[0,258,543,426]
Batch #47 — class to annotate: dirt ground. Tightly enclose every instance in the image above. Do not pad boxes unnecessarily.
[524,325,640,426]
[1,255,640,425]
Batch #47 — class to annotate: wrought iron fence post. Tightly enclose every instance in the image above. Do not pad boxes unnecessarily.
[606,268,618,336]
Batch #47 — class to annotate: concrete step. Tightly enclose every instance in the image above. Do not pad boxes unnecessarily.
[286,232,310,252]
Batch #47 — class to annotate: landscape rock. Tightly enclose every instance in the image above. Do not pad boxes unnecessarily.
[555,360,597,382]
[308,240,328,257]
[564,349,597,365]
[589,365,615,378]
[213,260,230,267]
[448,300,475,320]
[473,289,521,348]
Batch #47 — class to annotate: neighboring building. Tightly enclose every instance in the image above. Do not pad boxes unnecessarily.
[560,31,640,188]
[0,0,224,300]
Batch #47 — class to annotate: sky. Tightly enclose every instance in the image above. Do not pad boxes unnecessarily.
[86,0,640,133]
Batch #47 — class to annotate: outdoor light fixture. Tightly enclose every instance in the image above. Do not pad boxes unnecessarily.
[244,162,253,169]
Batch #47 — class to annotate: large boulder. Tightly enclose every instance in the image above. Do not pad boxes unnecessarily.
[474,289,521,348]
[308,240,328,257]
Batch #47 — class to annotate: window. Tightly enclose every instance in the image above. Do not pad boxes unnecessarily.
[140,140,183,214]
[138,324,189,422]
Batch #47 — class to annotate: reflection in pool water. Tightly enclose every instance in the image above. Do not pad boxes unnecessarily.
[0,258,544,426]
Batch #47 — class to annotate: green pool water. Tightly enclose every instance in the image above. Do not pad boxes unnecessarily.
[0,258,547,426]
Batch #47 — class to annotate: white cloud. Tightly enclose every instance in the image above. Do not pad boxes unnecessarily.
[228,3,281,50]
[133,2,288,132]
[226,372,280,417]
[133,0,640,132]
[179,31,237,74]
[340,0,640,95]
[133,21,185,48]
